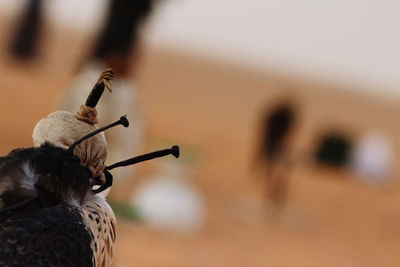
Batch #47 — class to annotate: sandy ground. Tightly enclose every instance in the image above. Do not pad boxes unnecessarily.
[1,17,400,266]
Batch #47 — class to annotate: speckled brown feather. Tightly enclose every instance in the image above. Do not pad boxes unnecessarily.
[82,195,116,267]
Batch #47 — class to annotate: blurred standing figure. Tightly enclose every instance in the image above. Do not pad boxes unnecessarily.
[60,0,154,196]
[8,0,43,60]
[256,101,296,210]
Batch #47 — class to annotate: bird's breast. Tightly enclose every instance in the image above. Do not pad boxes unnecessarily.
[81,195,116,267]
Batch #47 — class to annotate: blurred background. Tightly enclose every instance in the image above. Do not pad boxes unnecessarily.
[1,0,400,266]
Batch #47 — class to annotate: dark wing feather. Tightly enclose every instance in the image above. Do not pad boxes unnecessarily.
[0,205,94,267]
[0,154,38,209]
[0,145,92,211]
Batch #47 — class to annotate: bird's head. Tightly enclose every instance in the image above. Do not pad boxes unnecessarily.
[32,69,116,187]
[32,68,179,195]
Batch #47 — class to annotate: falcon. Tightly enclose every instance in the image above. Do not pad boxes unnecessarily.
[0,69,179,266]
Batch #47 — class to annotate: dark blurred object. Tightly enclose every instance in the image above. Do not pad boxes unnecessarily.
[260,103,295,162]
[256,101,297,209]
[9,0,43,60]
[315,133,352,167]
[90,0,153,74]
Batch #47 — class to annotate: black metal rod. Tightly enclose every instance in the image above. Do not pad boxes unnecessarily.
[85,68,116,107]
[106,145,180,170]
[68,116,129,152]
[85,83,105,108]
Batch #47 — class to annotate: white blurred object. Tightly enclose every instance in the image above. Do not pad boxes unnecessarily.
[132,161,204,232]
[350,133,394,185]
[46,0,109,33]
[59,60,144,180]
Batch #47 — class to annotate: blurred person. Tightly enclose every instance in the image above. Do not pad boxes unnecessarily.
[255,101,296,210]
[8,0,43,60]
[60,0,154,199]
